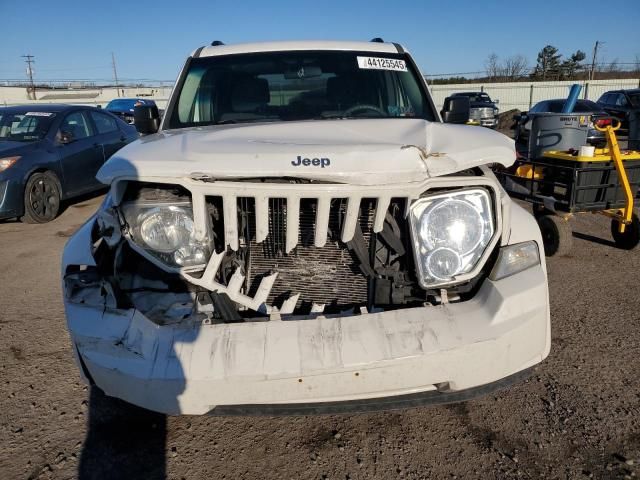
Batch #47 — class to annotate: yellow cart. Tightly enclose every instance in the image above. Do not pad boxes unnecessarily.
[497,119,640,256]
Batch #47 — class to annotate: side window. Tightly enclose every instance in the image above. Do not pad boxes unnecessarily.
[60,111,93,140]
[90,111,119,134]
[615,95,628,107]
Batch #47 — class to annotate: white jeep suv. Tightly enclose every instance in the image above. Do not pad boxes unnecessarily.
[62,40,550,415]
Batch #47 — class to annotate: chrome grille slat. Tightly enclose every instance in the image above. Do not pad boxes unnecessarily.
[373,196,391,233]
[285,196,300,253]
[314,197,331,247]
[223,195,239,251]
[340,196,362,243]
[254,196,269,243]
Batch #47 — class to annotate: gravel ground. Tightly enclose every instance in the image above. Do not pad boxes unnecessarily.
[1,192,639,480]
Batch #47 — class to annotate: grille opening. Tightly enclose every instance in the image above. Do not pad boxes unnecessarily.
[201,195,426,317]
[243,197,371,310]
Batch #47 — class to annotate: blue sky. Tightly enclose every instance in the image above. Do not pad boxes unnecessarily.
[1,0,638,82]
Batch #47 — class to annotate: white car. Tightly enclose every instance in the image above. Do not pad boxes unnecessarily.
[62,39,550,415]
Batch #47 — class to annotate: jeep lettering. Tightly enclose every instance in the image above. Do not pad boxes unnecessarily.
[292,156,331,167]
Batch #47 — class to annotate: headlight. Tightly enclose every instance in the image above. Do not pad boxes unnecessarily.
[409,188,495,288]
[0,156,21,172]
[121,202,211,268]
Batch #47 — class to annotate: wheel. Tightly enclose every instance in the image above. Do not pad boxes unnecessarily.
[21,171,61,224]
[611,213,640,250]
[537,214,573,257]
[532,204,554,219]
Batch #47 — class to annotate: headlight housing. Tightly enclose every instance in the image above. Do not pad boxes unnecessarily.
[121,202,211,269]
[0,156,21,172]
[409,188,495,288]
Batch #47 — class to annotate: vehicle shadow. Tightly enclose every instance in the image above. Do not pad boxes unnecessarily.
[572,231,616,248]
[78,387,168,480]
[57,188,108,218]
[0,188,106,224]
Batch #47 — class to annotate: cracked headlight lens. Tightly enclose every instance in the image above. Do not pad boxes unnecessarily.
[139,207,194,253]
[121,202,211,268]
[410,188,494,288]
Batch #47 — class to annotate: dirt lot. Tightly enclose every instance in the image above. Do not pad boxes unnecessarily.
[1,192,639,480]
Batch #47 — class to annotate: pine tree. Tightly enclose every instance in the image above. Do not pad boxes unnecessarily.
[561,50,586,79]
[534,45,562,80]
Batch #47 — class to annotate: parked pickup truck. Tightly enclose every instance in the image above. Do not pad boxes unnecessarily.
[444,92,499,128]
[62,39,550,415]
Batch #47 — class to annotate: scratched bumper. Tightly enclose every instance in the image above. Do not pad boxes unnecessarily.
[65,262,550,415]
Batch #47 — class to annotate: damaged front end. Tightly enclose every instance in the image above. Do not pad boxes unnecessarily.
[62,168,550,415]
[66,171,503,322]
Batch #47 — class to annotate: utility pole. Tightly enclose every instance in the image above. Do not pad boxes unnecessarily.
[589,41,600,81]
[111,52,120,97]
[21,54,35,99]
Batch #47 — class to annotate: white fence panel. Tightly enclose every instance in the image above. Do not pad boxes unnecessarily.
[429,79,640,112]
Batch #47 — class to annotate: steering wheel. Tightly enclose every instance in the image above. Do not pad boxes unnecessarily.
[342,104,387,117]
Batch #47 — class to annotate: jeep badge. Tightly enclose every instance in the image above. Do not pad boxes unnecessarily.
[291,156,330,168]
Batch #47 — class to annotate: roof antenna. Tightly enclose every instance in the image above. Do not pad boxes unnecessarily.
[211,40,225,46]
[370,37,384,43]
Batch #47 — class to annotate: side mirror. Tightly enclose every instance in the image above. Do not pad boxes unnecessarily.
[134,105,160,135]
[441,96,470,124]
[59,130,74,144]
[494,99,500,104]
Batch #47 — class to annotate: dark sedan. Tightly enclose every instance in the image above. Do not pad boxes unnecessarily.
[596,89,640,134]
[514,99,607,147]
[0,104,138,223]
[104,98,158,124]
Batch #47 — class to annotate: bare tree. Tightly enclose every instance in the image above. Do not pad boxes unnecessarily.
[606,58,620,73]
[502,55,529,80]
[485,53,500,80]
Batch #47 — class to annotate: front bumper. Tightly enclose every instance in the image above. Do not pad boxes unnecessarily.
[480,118,498,128]
[65,257,550,415]
[0,179,24,220]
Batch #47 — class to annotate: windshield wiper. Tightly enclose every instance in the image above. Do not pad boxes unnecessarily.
[316,114,387,120]
[214,117,281,125]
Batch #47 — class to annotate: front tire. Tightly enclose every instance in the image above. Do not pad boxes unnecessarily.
[538,214,573,257]
[21,172,61,224]
[611,213,640,250]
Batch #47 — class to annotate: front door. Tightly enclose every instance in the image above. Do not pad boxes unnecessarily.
[89,111,128,161]
[58,110,104,195]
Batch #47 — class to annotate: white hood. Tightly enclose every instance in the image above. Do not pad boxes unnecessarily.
[97,119,515,186]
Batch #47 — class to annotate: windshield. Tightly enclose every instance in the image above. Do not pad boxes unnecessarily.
[0,111,55,142]
[106,99,154,111]
[167,50,434,128]
[458,93,492,104]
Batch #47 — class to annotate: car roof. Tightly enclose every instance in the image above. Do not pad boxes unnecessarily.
[196,40,403,58]
[601,89,640,94]
[540,99,596,104]
[453,92,486,96]
[0,104,86,113]
[107,98,153,101]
